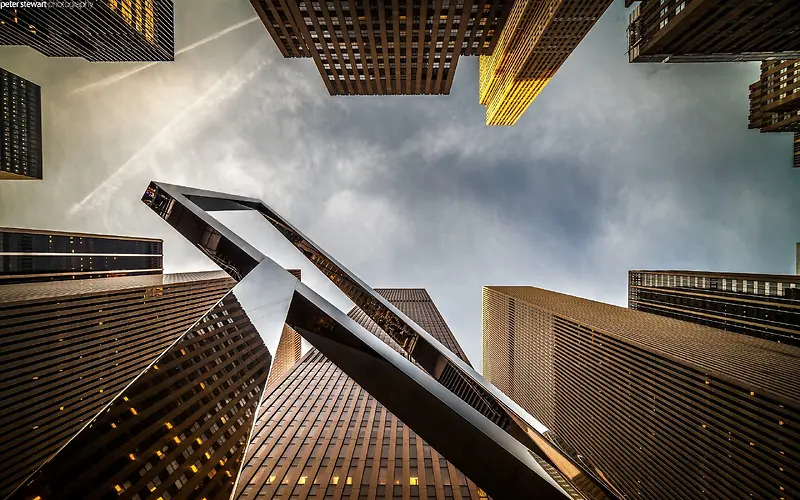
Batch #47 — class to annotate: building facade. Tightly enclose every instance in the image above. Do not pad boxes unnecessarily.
[627,0,800,63]
[16,290,271,500]
[0,68,41,180]
[479,0,613,125]
[628,270,800,346]
[234,288,489,500]
[747,59,800,168]
[250,0,512,95]
[482,285,800,499]
[0,2,174,62]
[0,271,233,499]
[0,227,163,284]
[266,269,304,390]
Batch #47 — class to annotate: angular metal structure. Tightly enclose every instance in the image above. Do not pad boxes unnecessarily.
[141,181,618,500]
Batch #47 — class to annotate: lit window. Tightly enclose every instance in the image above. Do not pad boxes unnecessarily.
[190,465,198,473]
[130,408,138,415]
[298,476,307,485]
[410,477,419,485]
[129,453,136,460]
[174,436,181,444]
[331,476,339,485]
[165,422,173,430]
[267,475,276,484]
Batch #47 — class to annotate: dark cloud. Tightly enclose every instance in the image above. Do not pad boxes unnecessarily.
[1,0,798,366]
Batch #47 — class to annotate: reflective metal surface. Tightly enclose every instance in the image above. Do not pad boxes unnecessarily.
[142,181,619,500]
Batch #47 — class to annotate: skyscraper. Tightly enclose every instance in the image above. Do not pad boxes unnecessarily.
[482,285,800,499]
[250,0,512,95]
[0,271,233,499]
[0,2,175,62]
[0,227,163,284]
[478,0,613,125]
[628,270,800,346]
[748,59,800,167]
[0,68,41,180]
[16,290,271,500]
[234,288,491,500]
[266,269,304,390]
[626,0,800,63]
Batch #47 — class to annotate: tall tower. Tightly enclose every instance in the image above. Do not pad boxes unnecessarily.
[482,285,800,499]
[0,68,41,180]
[628,270,800,346]
[250,0,512,95]
[16,290,271,500]
[0,271,234,499]
[748,59,800,168]
[234,288,489,499]
[0,2,174,62]
[0,227,163,284]
[266,269,304,390]
[627,0,800,63]
[479,0,613,125]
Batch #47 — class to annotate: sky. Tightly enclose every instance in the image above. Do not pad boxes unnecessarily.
[1,0,798,370]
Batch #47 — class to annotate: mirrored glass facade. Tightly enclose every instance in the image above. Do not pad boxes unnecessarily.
[629,270,800,346]
[0,68,41,180]
[483,285,800,499]
[0,227,163,284]
[0,1,174,62]
[0,271,233,499]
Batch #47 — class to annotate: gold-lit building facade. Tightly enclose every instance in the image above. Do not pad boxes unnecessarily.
[482,285,800,499]
[478,0,612,125]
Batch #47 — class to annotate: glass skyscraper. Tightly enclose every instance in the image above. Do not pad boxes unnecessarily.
[0,68,41,180]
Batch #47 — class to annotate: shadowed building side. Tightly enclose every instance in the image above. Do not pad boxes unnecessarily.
[234,288,495,500]
[479,0,613,126]
[483,285,800,499]
[0,271,233,499]
[15,292,271,500]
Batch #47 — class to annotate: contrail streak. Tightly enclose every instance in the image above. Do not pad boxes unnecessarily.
[68,44,267,216]
[69,17,259,96]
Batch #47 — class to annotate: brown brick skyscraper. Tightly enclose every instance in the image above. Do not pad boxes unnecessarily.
[250,0,512,95]
[234,288,489,499]
[482,286,800,499]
